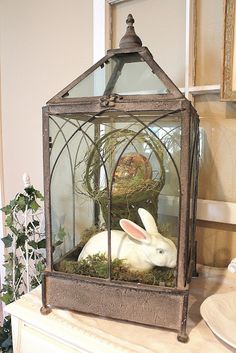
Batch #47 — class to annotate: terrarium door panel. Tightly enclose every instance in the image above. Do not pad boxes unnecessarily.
[48,114,107,274]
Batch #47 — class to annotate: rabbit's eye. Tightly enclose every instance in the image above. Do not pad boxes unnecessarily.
[156,248,165,255]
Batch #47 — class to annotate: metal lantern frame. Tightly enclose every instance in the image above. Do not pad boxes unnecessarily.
[41,15,199,343]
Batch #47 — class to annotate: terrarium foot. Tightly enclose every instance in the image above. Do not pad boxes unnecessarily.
[177,333,189,343]
[40,305,52,315]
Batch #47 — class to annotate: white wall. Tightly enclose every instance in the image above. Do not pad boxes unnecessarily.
[0,0,93,202]
[112,0,186,88]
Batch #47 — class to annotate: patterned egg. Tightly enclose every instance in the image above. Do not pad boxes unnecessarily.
[113,153,152,193]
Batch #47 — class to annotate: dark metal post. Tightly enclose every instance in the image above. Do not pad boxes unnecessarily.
[42,107,53,271]
[177,293,189,343]
[177,101,191,289]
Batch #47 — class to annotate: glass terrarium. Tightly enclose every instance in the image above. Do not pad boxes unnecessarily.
[41,15,199,343]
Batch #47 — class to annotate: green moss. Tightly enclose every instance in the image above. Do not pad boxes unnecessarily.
[56,253,176,287]
[80,226,105,247]
[80,227,99,246]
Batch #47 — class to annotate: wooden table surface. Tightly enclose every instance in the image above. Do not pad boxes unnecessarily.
[5,265,236,353]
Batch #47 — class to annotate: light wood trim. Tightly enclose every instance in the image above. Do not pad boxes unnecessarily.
[93,0,106,63]
[93,0,115,58]
[105,1,112,50]
[221,0,236,100]
[185,0,197,101]
[188,84,220,95]
[179,84,220,95]
[159,195,236,225]
[197,199,236,225]
[107,0,130,4]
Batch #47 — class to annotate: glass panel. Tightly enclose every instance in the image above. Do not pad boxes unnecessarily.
[49,110,182,287]
[195,94,236,202]
[49,114,109,278]
[195,94,236,268]
[65,53,169,98]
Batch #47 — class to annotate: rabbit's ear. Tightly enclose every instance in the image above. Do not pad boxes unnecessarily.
[138,208,158,234]
[119,219,151,243]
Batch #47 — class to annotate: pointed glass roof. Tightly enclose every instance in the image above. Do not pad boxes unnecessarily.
[64,53,168,98]
[48,14,183,104]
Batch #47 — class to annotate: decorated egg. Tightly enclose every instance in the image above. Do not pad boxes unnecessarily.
[113,153,152,194]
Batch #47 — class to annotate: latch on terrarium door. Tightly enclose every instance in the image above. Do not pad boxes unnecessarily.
[99,94,123,107]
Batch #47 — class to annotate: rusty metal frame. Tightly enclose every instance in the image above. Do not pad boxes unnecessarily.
[41,17,199,342]
[42,270,189,340]
[42,99,195,342]
[42,107,53,272]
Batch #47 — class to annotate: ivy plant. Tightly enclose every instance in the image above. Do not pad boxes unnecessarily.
[0,182,45,353]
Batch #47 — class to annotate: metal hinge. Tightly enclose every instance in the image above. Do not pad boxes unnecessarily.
[49,137,53,149]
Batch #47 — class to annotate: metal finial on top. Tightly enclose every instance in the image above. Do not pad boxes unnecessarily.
[126,14,135,27]
[119,14,142,49]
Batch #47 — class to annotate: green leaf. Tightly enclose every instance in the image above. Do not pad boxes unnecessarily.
[1,335,12,349]
[0,316,12,353]
[0,205,12,215]
[5,216,13,227]
[27,220,39,230]
[28,240,38,249]
[17,196,26,211]
[9,199,17,208]
[10,226,19,236]
[35,190,44,200]
[36,261,45,273]
[1,284,12,293]
[54,240,63,247]
[32,220,40,227]
[1,235,13,248]
[37,239,46,249]
[57,226,66,241]
[28,238,46,249]
[29,200,40,212]
[27,222,34,230]
[24,186,34,196]
[16,234,28,248]
[0,292,13,305]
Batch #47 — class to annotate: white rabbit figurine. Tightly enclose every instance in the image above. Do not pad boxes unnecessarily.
[78,208,177,271]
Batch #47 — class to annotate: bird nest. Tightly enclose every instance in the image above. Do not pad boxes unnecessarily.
[76,128,165,228]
